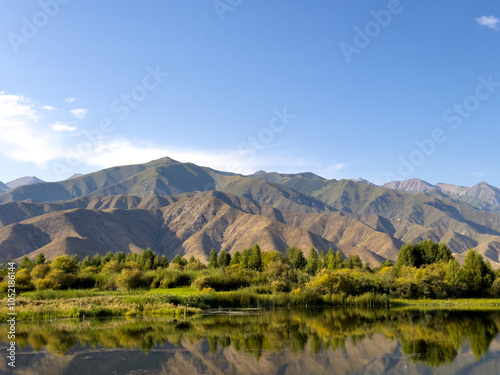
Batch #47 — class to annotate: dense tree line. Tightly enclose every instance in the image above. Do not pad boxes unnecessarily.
[2,240,499,298]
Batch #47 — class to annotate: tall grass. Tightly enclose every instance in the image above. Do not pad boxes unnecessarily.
[391,298,500,310]
[20,289,142,300]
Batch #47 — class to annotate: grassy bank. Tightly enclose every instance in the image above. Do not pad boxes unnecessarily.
[4,287,500,321]
[391,298,500,310]
[1,288,391,320]
[0,290,202,320]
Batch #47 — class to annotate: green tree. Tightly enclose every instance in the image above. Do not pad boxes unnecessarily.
[171,254,187,267]
[158,255,169,268]
[397,240,452,268]
[116,269,150,290]
[262,250,285,268]
[125,252,140,264]
[326,248,335,270]
[248,244,262,271]
[345,255,363,269]
[305,247,319,275]
[70,254,80,265]
[91,254,102,268]
[459,249,494,294]
[81,256,91,269]
[327,250,343,270]
[30,264,51,280]
[208,249,219,268]
[381,259,393,268]
[421,240,453,264]
[240,248,252,269]
[445,258,461,288]
[46,269,75,290]
[218,251,231,267]
[36,253,46,265]
[286,246,306,270]
[112,252,126,263]
[318,250,327,270]
[397,243,425,268]
[101,260,123,274]
[335,251,343,268]
[19,256,34,270]
[140,248,156,270]
[230,251,242,266]
[15,269,33,291]
[102,251,113,264]
[51,255,78,273]
[185,258,205,271]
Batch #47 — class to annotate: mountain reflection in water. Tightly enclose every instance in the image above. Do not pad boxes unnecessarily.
[1,308,500,374]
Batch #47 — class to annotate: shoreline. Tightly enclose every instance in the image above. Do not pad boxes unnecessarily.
[3,288,500,320]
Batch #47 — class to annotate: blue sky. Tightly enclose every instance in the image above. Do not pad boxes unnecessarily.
[0,1,499,187]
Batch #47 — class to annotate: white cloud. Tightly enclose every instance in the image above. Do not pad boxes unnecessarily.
[69,108,88,119]
[317,162,347,175]
[0,94,66,166]
[471,171,487,177]
[83,139,253,173]
[42,105,57,111]
[1,92,347,182]
[0,94,38,120]
[65,97,76,103]
[49,122,77,132]
[476,15,499,30]
[0,93,268,179]
[82,140,346,180]
[0,94,263,178]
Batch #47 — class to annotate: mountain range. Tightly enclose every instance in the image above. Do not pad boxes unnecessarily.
[383,178,500,214]
[2,158,500,267]
[6,176,45,190]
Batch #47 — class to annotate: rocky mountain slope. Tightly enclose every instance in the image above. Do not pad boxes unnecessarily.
[384,178,500,214]
[2,158,500,266]
[0,191,391,265]
[0,181,9,194]
[6,176,45,189]
[383,178,438,194]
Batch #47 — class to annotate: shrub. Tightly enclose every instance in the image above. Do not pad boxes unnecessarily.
[158,270,194,288]
[51,255,79,273]
[16,269,34,291]
[33,278,55,290]
[30,264,51,280]
[46,269,76,290]
[116,269,151,290]
[271,280,291,293]
[489,278,500,297]
[192,271,250,291]
[184,260,205,271]
[101,260,124,274]
[74,272,97,289]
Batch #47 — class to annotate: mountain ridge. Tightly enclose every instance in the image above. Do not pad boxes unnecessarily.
[0,181,9,194]
[383,178,500,214]
[0,191,390,265]
[6,176,45,189]
[3,158,500,266]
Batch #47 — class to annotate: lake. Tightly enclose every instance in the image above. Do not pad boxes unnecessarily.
[1,308,500,374]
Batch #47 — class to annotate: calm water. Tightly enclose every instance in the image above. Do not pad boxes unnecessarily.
[1,308,500,374]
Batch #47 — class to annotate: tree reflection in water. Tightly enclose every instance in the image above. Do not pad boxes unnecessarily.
[1,308,499,368]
